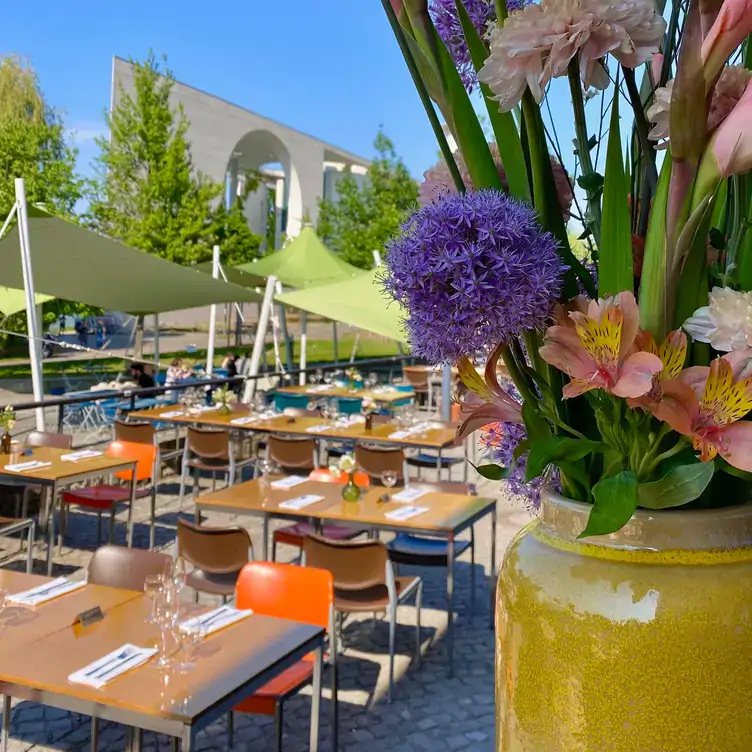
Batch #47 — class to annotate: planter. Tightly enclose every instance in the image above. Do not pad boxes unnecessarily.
[341,474,361,502]
[0,431,10,454]
[496,491,752,751]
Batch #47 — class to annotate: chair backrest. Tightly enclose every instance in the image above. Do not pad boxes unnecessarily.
[409,480,477,495]
[274,392,311,412]
[114,419,155,445]
[186,427,229,459]
[106,440,159,482]
[403,366,430,389]
[177,519,252,574]
[283,407,321,418]
[355,444,405,480]
[25,431,73,449]
[235,561,333,630]
[336,397,362,415]
[267,435,316,469]
[87,545,171,591]
[304,534,387,591]
[308,468,371,486]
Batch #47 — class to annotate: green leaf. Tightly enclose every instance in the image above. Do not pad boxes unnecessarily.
[598,87,634,297]
[526,436,607,482]
[455,0,530,202]
[521,399,552,442]
[513,439,530,460]
[637,462,715,510]
[470,462,509,481]
[576,173,604,194]
[579,471,638,538]
[716,456,752,481]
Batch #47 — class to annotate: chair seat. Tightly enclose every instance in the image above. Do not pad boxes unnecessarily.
[273,522,365,549]
[234,655,315,715]
[387,534,472,567]
[185,568,240,597]
[334,575,418,613]
[62,485,149,510]
[406,453,464,469]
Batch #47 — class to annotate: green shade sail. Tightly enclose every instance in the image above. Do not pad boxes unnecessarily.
[0,287,52,316]
[0,206,262,314]
[276,269,408,344]
[235,227,363,289]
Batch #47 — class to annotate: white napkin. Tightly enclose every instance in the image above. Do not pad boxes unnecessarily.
[230,416,256,425]
[308,385,331,393]
[387,430,411,440]
[9,577,86,606]
[3,460,52,473]
[391,488,428,503]
[388,424,431,440]
[271,475,308,489]
[179,605,252,636]
[345,415,365,425]
[196,405,217,413]
[160,410,184,419]
[68,644,157,689]
[305,424,331,434]
[60,450,103,462]
[385,506,429,522]
[278,494,325,510]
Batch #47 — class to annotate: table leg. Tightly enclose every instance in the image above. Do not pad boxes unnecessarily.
[91,718,99,751]
[127,461,137,548]
[309,645,323,752]
[1,695,10,752]
[132,727,143,751]
[181,726,194,752]
[489,504,497,630]
[47,482,58,576]
[170,738,178,752]
[446,534,455,678]
[262,516,269,561]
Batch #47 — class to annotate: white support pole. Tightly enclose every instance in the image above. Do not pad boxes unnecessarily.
[15,179,45,431]
[153,314,160,376]
[206,245,220,377]
[299,311,308,386]
[441,363,452,421]
[244,275,277,402]
[372,249,382,267]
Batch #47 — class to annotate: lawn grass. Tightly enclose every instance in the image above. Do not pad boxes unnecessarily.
[0,336,402,380]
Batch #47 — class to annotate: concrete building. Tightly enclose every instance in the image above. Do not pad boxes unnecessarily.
[111,57,369,248]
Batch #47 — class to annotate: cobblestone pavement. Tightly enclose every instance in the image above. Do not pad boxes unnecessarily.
[0,451,531,752]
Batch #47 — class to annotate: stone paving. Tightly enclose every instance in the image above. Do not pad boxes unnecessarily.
[0,447,531,751]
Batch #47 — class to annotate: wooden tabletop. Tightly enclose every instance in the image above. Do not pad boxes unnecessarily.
[0,446,135,483]
[0,595,323,724]
[128,404,459,449]
[276,384,414,404]
[0,572,140,653]
[197,478,496,534]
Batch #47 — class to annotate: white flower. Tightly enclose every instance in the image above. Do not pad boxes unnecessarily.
[683,286,752,352]
[338,454,357,474]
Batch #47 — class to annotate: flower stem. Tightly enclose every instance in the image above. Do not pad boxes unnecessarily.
[643,437,689,478]
[501,346,537,407]
[494,0,508,22]
[568,59,601,247]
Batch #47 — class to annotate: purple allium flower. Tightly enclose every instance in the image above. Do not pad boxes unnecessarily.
[430,0,526,92]
[383,190,567,363]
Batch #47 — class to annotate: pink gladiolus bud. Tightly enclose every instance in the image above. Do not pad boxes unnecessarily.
[702,0,752,84]
[651,52,664,82]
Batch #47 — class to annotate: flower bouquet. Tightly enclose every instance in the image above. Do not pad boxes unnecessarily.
[345,367,364,390]
[381,0,752,537]
[330,453,362,500]
[212,385,233,415]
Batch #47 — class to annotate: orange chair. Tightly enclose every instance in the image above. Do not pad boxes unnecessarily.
[271,470,370,561]
[231,562,336,752]
[61,441,159,549]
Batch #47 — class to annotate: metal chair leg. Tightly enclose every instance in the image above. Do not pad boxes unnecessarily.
[97,511,103,547]
[271,537,277,562]
[177,465,188,510]
[149,487,157,549]
[26,521,35,574]
[275,701,284,752]
[90,718,99,751]
[227,710,234,748]
[1,695,11,752]
[108,507,116,544]
[470,526,476,619]
[388,602,396,703]
[415,581,422,664]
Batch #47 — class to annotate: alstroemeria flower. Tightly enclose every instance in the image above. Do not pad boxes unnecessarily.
[627,329,688,409]
[684,286,752,351]
[456,344,523,441]
[540,291,663,399]
[651,354,752,468]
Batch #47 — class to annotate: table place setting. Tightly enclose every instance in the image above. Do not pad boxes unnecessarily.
[9,577,87,606]
[391,487,429,503]
[160,410,185,419]
[230,416,256,425]
[270,475,308,490]
[278,494,325,511]
[384,506,429,522]
[305,424,331,434]
[180,604,252,636]
[68,644,158,689]
[3,460,52,473]
[60,449,104,462]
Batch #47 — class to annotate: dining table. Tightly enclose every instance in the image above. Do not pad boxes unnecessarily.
[0,571,325,752]
[195,477,497,677]
[275,383,414,407]
[0,446,139,575]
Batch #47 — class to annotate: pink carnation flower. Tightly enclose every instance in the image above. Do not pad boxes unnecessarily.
[647,65,752,149]
[479,0,665,112]
[419,143,573,218]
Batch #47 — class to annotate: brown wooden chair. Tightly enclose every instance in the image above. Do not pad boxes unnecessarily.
[402,366,430,405]
[87,544,171,590]
[178,427,254,508]
[303,534,422,702]
[177,519,252,601]
[355,444,407,484]
[114,418,182,466]
[266,435,317,473]
[387,481,478,614]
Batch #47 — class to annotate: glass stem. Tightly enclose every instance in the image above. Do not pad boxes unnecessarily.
[160,626,170,661]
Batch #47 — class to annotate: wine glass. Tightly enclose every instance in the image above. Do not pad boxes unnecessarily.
[153,586,179,668]
[381,470,398,498]
[171,557,187,596]
[144,574,164,624]
[324,371,333,386]
[174,621,207,672]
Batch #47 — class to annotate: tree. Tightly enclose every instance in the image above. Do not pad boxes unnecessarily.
[0,56,83,219]
[212,196,263,266]
[317,131,418,268]
[87,53,221,265]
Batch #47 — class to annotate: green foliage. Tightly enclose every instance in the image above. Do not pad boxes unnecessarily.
[86,52,222,264]
[637,462,715,510]
[212,197,263,266]
[470,462,510,481]
[317,130,418,269]
[580,471,638,538]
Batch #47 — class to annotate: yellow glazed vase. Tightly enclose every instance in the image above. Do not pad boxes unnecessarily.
[496,492,752,751]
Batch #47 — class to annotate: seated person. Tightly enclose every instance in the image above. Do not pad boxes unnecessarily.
[222,352,238,379]
[165,357,192,387]
[129,362,155,389]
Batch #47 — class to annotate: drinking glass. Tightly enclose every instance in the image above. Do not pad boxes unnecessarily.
[315,369,324,384]
[324,371,333,386]
[153,586,179,668]
[381,470,398,498]
[174,622,207,672]
[144,574,164,624]
[171,557,187,596]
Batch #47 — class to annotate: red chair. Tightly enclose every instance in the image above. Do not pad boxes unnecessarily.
[271,469,370,561]
[230,562,336,752]
[61,441,158,549]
